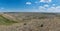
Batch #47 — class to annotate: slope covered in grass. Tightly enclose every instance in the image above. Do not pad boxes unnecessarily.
[0,15,18,25]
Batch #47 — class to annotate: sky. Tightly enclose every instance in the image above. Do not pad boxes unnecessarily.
[0,0,60,12]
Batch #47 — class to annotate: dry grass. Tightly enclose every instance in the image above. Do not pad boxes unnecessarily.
[0,15,18,25]
[0,13,60,31]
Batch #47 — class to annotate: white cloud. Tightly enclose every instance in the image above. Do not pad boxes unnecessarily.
[38,6,46,12]
[48,6,60,11]
[35,1,39,3]
[47,7,56,12]
[56,6,60,9]
[26,2,32,5]
[38,6,60,12]
[40,0,52,3]
[44,4,49,7]
[52,4,56,6]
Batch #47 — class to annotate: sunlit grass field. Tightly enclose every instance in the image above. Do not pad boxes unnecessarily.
[0,15,17,25]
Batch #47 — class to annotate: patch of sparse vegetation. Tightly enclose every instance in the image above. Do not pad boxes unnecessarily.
[0,15,18,25]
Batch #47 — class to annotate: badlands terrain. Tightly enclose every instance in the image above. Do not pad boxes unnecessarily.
[0,12,60,31]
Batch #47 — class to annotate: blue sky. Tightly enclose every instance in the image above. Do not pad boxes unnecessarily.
[0,0,60,12]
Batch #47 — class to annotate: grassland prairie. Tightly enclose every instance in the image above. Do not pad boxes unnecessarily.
[0,12,60,31]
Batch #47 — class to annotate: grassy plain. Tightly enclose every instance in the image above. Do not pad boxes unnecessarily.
[0,12,60,31]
